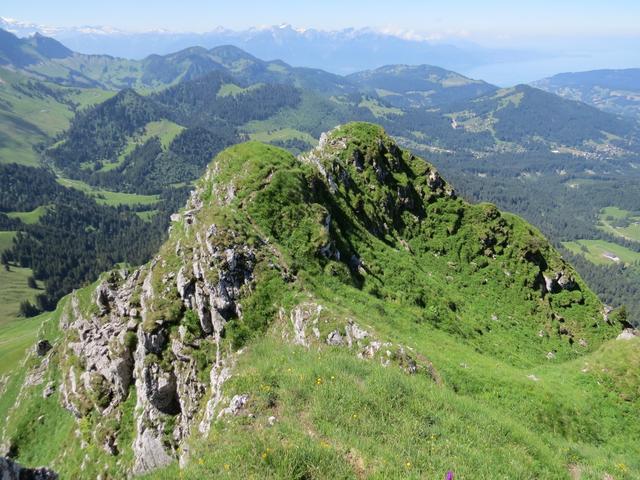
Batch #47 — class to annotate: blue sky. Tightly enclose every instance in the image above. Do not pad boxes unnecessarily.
[3,0,640,39]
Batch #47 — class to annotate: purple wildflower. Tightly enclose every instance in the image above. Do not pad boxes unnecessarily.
[446,471,454,480]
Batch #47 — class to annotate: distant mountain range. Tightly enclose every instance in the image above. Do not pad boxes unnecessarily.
[0,16,534,75]
[532,69,640,119]
[1,26,637,166]
[0,28,72,67]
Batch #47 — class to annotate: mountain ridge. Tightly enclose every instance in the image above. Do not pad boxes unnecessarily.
[348,64,498,108]
[0,17,525,75]
[2,123,637,478]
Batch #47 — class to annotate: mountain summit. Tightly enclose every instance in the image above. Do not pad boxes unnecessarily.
[1,123,637,478]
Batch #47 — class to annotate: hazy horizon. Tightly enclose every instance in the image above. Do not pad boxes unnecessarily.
[2,1,640,85]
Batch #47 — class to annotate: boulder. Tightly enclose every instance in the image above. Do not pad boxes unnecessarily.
[617,329,638,341]
[326,330,344,346]
[0,457,58,479]
[218,394,249,418]
[35,340,52,357]
[42,381,55,399]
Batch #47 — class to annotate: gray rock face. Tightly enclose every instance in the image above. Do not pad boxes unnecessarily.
[132,430,173,475]
[141,329,168,355]
[127,206,255,472]
[143,365,180,415]
[427,170,444,190]
[60,281,137,417]
[0,457,58,480]
[543,270,577,294]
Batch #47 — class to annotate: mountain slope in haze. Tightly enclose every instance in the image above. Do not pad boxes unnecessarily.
[348,64,498,108]
[1,123,637,479]
[0,28,355,94]
[0,29,72,67]
[533,69,640,119]
[0,66,113,165]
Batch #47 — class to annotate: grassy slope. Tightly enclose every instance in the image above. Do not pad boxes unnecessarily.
[242,91,347,138]
[248,128,316,144]
[0,230,16,253]
[6,205,48,224]
[598,206,640,243]
[25,55,143,89]
[151,333,639,480]
[0,314,42,376]
[56,177,159,207]
[563,239,640,266]
[0,263,43,375]
[0,225,43,369]
[0,67,113,166]
[358,97,404,117]
[148,128,634,478]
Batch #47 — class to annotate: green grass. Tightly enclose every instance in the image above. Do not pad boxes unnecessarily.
[597,206,640,242]
[0,265,42,326]
[149,325,639,479]
[0,263,44,375]
[136,210,158,221]
[247,128,316,145]
[25,56,145,90]
[216,83,262,97]
[0,314,43,375]
[57,177,160,206]
[358,97,404,117]
[67,88,116,110]
[563,239,640,265]
[6,206,48,225]
[242,90,346,139]
[0,231,17,254]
